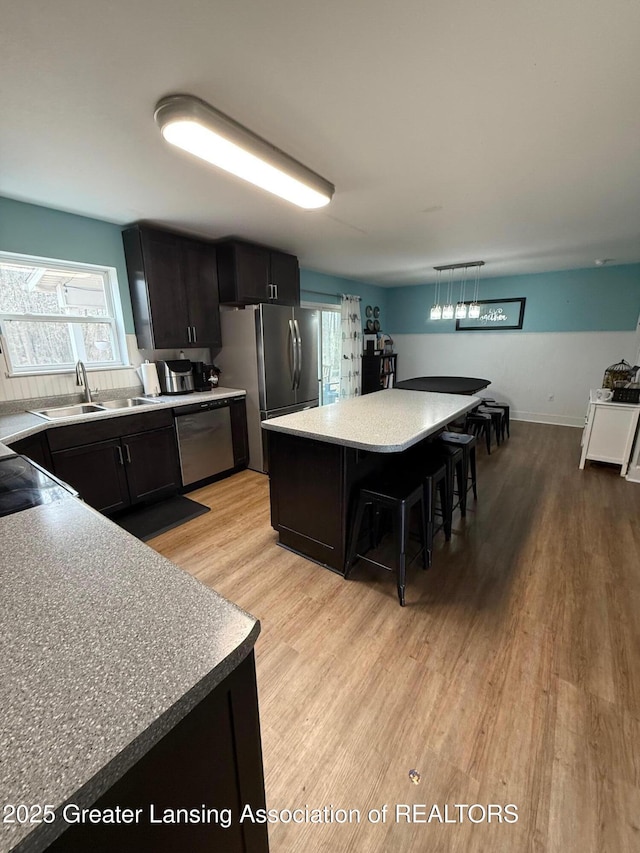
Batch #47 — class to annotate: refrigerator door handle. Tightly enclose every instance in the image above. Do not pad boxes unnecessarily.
[293,319,302,389]
[288,318,297,390]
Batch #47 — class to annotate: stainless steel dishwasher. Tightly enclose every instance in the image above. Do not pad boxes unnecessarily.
[174,398,235,488]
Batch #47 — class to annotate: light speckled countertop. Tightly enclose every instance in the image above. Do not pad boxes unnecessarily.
[0,389,259,853]
[0,387,245,449]
[262,388,480,451]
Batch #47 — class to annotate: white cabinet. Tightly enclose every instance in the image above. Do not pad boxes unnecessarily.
[579,401,640,477]
[626,427,640,483]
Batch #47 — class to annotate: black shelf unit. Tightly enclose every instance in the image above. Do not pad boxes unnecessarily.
[362,353,397,395]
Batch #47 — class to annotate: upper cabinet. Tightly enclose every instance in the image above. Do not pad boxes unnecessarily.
[122,225,221,350]
[217,240,300,307]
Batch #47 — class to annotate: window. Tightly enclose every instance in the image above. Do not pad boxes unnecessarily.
[0,252,127,375]
[302,300,341,405]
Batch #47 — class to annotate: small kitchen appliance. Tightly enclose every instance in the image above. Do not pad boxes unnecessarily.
[191,361,210,392]
[156,360,195,395]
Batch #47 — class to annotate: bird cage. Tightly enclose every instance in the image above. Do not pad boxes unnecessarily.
[602,359,635,389]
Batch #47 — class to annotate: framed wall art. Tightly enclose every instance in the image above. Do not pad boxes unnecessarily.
[455,298,526,331]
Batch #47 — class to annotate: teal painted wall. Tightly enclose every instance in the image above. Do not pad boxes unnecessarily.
[387,265,640,334]
[0,196,134,332]
[4,195,638,339]
[300,268,389,326]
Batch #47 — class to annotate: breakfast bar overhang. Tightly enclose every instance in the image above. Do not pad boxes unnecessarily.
[262,389,480,574]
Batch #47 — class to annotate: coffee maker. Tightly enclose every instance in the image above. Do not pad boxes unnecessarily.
[191,361,211,392]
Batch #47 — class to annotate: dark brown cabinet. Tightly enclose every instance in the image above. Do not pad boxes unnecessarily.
[9,432,52,472]
[230,396,249,467]
[268,430,391,573]
[217,240,299,306]
[46,651,269,853]
[124,427,181,504]
[48,410,181,514]
[123,226,221,350]
[51,438,131,514]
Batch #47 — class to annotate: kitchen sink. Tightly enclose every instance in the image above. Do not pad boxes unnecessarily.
[30,398,157,420]
[99,397,154,409]
[31,403,107,420]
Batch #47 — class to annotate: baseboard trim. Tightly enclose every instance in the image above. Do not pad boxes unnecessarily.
[511,412,583,428]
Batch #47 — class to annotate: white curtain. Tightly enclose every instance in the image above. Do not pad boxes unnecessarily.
[340,295,362,399]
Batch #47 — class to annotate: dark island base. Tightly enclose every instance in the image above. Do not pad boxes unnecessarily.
[267,430,433,575]
[45,652,268,853]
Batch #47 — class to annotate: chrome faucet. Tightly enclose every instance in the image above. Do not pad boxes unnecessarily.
[75,360,92,403]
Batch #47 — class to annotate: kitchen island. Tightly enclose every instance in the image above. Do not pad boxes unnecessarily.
[263,389,479,574]
[0,485,267,853]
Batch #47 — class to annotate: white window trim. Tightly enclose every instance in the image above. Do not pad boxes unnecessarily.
[0,250,130,378]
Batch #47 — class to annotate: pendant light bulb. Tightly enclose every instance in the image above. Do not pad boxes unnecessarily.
[430,269,443,320]
[469,263,483,319]
[441,269,454,319]
[455,267,468,318]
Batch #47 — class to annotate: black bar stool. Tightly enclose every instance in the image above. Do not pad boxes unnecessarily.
[477,406,505,444]
[483,401,510,437]
[465,411,492,454]
[422,458,450,563]
[345,475,428,607]
[437,431,478,510]
[431,443,465,520]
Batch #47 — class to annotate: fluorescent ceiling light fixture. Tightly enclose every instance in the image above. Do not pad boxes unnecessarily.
[154,94,335,209]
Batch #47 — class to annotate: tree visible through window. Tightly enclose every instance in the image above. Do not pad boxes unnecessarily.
[0,254,126,374]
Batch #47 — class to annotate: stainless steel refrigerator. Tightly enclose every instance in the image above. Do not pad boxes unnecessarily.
[217,304,319,472]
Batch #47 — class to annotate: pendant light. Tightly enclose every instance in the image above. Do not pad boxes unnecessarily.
[432,260,485,320]
[455,267,468,319]
[442,269,454,320]
[430,269,442,320]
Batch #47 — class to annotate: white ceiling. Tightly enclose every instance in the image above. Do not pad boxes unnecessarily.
[2,0,640,285]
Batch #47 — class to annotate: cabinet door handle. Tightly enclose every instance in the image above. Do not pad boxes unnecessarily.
[124,443,132,464]
[274,284,278,301]
[115,446,124,466]
[187,325,192,343]
[192,325,197,343]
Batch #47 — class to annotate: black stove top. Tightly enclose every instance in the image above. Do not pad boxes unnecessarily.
[0,455,77,517]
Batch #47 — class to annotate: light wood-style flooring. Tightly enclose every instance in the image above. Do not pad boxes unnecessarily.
[149,422,640,852]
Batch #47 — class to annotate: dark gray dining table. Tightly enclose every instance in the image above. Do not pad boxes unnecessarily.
[394,376,491,395]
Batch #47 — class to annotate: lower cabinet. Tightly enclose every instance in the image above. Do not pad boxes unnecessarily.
[8,432,53,472]
[230,397,249,468]
[579,401,640,477]
[51,438,131,514]
[48,410,181,514]
[124,427,182,504]
[46,651,269,853]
